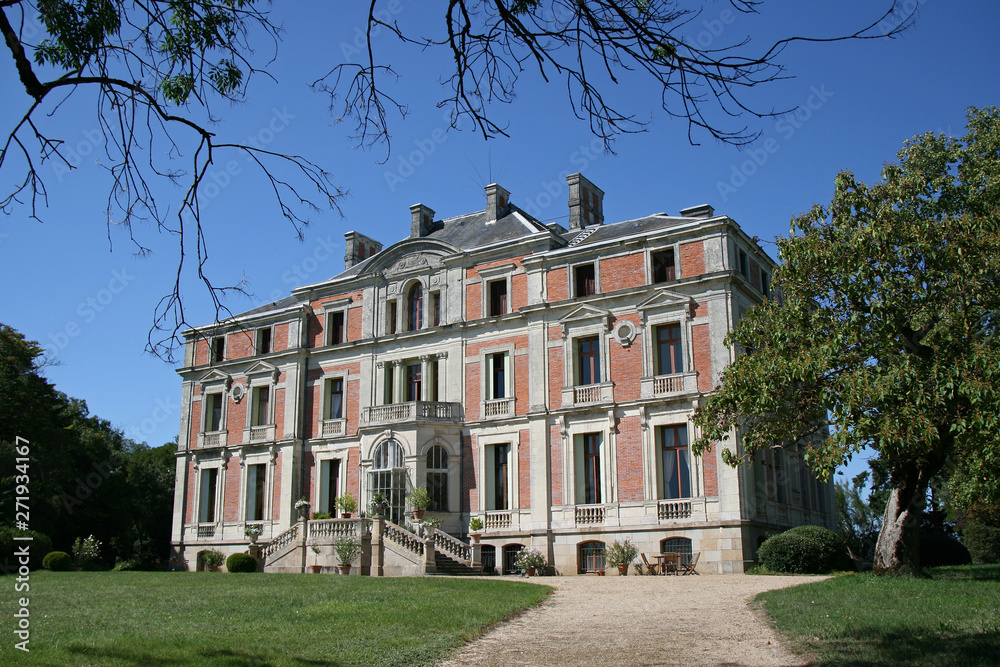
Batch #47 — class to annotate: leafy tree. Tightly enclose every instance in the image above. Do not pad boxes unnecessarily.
[0,1,913,358]
[695,107,1000,574]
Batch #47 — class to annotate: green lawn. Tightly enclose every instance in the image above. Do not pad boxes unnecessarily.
[0,572,551,666]
[757,564,1000,666]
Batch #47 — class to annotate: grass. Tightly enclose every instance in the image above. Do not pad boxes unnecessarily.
[757,564,1000,666]
[0,572,551,666]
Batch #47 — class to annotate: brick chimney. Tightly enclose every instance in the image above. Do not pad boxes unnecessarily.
[567,173,604,230]
[410,203,435,238]
[484,183,510,223]
[679,204,715,218]
[344,231,383,269]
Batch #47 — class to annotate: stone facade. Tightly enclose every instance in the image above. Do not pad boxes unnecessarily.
[170,173,835,574]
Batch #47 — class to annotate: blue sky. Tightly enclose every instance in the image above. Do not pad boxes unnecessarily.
[1,1,998,484]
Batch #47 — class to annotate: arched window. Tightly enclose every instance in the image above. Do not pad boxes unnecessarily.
[660,537,693,567]
[426,446,448,512]
[481,544,497,575]
[407,283,423,331]
[579,541,606,573]
[502,544,524,575]
[370,439,406,523]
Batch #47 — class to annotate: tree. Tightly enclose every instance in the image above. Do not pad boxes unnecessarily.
[1,1,914,358]
[694,107,1000,574]
[835,472,879,565]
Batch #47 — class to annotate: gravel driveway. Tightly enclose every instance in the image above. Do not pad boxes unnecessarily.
[438,574,824,667]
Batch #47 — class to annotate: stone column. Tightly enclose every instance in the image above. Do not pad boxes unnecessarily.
[371,515,384,577]
[419,355,431,401]
[360,524,372,577]
[470,533,482,570]
[393,360,404,404]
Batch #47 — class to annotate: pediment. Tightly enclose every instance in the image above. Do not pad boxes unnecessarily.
[198,369,230,385]
[243,360,279,378]
[635,288,695,312]
[558,303,613,325]
[367,238,460,277]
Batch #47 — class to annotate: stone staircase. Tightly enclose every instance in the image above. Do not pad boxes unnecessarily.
[433,551,483,576]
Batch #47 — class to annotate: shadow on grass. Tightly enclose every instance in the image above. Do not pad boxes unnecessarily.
[815,628,1000,666]
[928,564,1000,581]
[65,645,340,666]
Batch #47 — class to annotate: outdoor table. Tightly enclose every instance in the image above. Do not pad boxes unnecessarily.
[654,552,679,575]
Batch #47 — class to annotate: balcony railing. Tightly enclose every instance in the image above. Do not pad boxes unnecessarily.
[575,504,606,525]
[198,430,227,448]
[657,499,692,521]
[484,511,511,530]
[361,401,460,425]
[243,424,276,443]
[320,418,347,438]
[641,372,699,399]
[562,382,614,407]
[482,397,515,419]
[196,524,216,539]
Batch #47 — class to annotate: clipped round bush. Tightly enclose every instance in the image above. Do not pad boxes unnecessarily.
[43,551,72,571]
[0,527,52,570]
[920,531,972,567]
[757,525,853,574]
[226,552,258,573]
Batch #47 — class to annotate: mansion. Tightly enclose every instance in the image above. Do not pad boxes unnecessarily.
[170,173,835,575]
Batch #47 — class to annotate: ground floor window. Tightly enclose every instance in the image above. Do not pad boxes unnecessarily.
[579,541,606,573]
[502,544,523,574]
[660,537,693,567]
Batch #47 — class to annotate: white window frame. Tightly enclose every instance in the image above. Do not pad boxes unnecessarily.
[479,344,514,418]
[648,245,679,283]
[247,381,274,428]
[644,415,700,501]
[320,297,351,346]
[314,451,349,516]
[254,326,274,355]
[478,431,521,513]
[321,373,348,421]
[210,335,227,364]
[198,465,221,524]
[561,417,615,506]
[478,263,516,318]
[242,459,271,522]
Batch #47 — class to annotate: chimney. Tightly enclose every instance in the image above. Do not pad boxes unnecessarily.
[484,183,510,223]
[679,204,715,218]
[344,231,383,269]
[410,203,435,238]
[567,173,604,230]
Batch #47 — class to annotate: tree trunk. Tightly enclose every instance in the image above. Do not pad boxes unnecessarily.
[873,465,928,574]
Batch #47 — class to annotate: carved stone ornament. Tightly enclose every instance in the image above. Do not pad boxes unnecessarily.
[387,253,437,276]
[613,320,637,347]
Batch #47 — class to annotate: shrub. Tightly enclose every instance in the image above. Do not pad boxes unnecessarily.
[43,551,72,571]
[605,539,638,567]
[201,549,225,569]
[311,512,332,520]
[0,527,52,570]
[335,493,357,514]
[72,535,104,571]
[514,547,546,570]
[226,552,258,573]
[333,537,361,566]
[758,525,853,574]
[469,517,484,532]
[962,520,1000,564]
[920,531,972,567]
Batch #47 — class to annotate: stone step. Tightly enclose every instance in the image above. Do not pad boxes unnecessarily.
[433,552,483,576]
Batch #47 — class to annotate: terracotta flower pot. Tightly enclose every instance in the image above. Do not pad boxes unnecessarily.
[310,565,322,574]
[617,563,629,576]
[525,567,536,577]
[412,509,425,520]
[341,512,352,519]
[338,564,352,575]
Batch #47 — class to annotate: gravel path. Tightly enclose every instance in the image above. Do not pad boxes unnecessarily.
[438,574,823,667]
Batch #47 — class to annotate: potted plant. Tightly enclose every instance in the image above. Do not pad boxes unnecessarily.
[202,549,225,572]
[369,492,388,517]
[514,547,546,577]
[335,493,357,518]
[408,486,432,520]
[244,523,264,544]
[310,545,322,573]
[468,517,484,542]
[333,536,361,575]
[606,539,638,576]
[294,498,311,519]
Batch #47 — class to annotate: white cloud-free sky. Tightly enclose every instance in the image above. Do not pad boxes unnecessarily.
[1,1,997,484]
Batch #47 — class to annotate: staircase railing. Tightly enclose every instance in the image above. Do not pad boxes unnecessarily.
[382,520,424,557]
[260,524,298,560]
[433,530,471,562]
